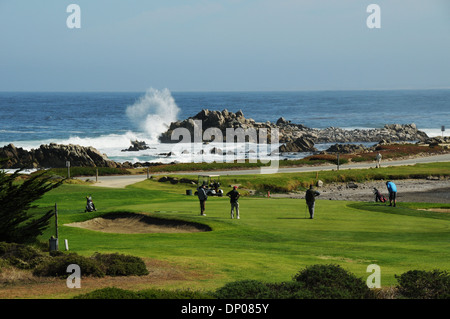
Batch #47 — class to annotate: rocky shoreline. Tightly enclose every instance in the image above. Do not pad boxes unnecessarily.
[158,109,429,146]
[0,143,119,169]
[1,109,449,170]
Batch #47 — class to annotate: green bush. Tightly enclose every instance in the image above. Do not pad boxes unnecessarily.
[293,264,375,299]
[138,288,215,299]
[0,242,49,269]
[73,287,214,299]
[214,280,272,299]
[74,287,143,299]
[92,252,149,276]
[33,252,105,278]
[395,270,450,299]
[263,281,313,299]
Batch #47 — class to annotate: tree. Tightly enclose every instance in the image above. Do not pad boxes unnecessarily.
[0,169,63,243]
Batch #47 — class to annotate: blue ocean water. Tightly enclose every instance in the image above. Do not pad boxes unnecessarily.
[0,89,449,163]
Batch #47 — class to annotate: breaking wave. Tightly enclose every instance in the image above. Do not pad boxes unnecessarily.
[126,88,180,143]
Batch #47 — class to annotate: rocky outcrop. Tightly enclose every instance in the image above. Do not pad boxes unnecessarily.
[315,124,429,143]
[0,143,119,169]
[279,136,317,153]
[158,109,429,146]
[159,109,270,144]
[325,143,369,154]
[420,136,450,147]
[121,140,150,152]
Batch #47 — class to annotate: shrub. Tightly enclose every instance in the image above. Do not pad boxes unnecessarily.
[395,270,450,299]
[214,280,272,299]
[264,281,313,299]
[74,287,142,299]
[73,287,215,299]
[292,264,375,299]
[138,289,215,299]
[33,252,105,278]
[92,253,149,276]
[0,242,49,269]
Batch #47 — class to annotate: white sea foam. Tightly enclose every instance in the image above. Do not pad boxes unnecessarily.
[125,88,180,143]
[423,128,449,138]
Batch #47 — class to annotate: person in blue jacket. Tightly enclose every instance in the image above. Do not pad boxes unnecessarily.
[386,181,397,207]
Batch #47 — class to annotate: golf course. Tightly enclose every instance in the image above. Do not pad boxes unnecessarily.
[1,160,448,299]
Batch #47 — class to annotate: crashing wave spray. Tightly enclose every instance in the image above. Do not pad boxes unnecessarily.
[126,88,180,143]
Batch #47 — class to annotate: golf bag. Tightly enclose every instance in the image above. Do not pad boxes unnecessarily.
[373,188,387,203]
[85,196,97,212]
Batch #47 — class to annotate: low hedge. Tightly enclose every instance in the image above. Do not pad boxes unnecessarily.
[395,270,450,299]
[33,252,149,278]
[74,287,214,299]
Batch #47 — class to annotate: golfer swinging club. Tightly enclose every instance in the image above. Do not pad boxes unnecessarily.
[305,185,320,219]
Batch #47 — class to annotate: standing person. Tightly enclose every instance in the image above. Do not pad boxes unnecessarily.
[227,186,241,219]
[197,183,208,216]
[386,181,397,207]
[305,185,320,219]
[375,152,382,168]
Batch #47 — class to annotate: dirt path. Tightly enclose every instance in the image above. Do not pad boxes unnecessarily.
[269,178,450,203]
[78,153,450,189]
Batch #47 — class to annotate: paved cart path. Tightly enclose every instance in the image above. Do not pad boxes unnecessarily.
[77,153,450,188]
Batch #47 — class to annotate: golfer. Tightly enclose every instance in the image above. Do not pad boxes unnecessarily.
[227,186,241,219]
[386,181,397,207]
[375,152,382,168]
[305,185,320,219]
[197,183,208,216]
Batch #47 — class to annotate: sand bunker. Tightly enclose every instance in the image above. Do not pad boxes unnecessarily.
[418,208,450,213]
[65,213,211,234]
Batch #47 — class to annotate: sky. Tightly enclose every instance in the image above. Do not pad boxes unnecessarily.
[1,0,450,92]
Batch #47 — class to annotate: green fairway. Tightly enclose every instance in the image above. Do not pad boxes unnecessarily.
[35,176,450,292]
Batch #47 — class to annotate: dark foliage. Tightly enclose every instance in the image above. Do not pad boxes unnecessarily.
[32,252,105,278]
[292,264,375,299]
[0,169,63,243]
[91,252,149,276]
[395,270,450,299]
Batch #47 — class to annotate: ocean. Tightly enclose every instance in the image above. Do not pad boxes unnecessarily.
[0,89,449,164]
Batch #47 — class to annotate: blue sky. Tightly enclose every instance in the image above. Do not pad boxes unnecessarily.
[1,0,449,92]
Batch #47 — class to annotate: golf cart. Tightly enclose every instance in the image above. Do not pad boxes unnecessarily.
[196,174,224,197]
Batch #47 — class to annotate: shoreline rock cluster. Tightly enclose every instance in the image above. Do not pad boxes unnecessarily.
[0,143,119,169]
[158,109,429,148]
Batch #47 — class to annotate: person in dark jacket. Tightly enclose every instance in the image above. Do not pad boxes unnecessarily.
[305,185,320,219]
[197,183,208,216]
[226,186,241,219]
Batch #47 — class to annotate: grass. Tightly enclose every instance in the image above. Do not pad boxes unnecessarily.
[18,162,448,298]
[154,162,450,193]
[126,144,449,174]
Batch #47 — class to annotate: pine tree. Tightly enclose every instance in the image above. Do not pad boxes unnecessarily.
[0,169,63,243]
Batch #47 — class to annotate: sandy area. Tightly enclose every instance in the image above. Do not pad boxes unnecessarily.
[65,213,211,234]
[270,178,450,203]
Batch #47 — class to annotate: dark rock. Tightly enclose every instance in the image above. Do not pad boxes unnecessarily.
[326,143,368,154]
[121,140,150,152]
[158,109,429,145]
[0,143,119,169]
[279,136,317,152]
